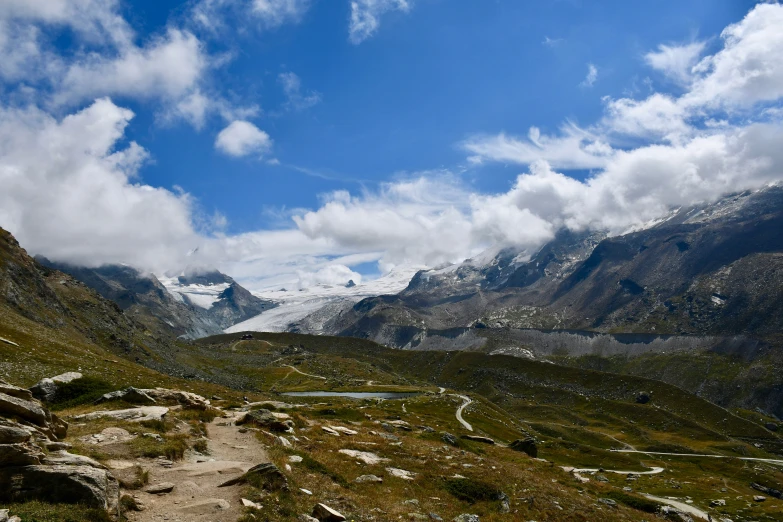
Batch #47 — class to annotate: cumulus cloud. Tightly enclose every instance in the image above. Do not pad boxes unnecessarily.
[297,264,362,288]
[645,41,706,84]
[278,72,322,112]
[252,0,311,27]
[215,120,273,157]
[0,99,199,270]
[349,0,411,44]
[56,29,206,106]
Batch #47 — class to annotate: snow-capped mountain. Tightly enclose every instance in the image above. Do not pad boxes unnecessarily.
[225,264,425,334]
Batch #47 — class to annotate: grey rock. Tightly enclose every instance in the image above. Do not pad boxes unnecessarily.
[218,462,288,491]
[140,388,210,408]
[95,387,156,405]
[0,423,32,444]
[452,515,479,522]
[429,514,443,521]
[442,432,458,446]
[595,474,609,482]
[461,435,494,445]
[0,381,34,402]
[145,482,175,494]
[29,373,82,403]
[0,443,44,466]
[636,392,651,404]
[298,516,320,522]
[0,392,49,428]
[43,450,107,469]
[355,474,383,483]
[498,491,510,513]
[238,409,293,432]
[751,482,782,499]
[312,503,346,521]
[509,437,538,458]
[599,498,617,507]
[74,406,168,423]
[0,464,119,512]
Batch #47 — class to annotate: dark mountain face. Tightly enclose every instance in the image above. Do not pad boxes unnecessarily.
[330,186,783,340]
[35,260,275,339]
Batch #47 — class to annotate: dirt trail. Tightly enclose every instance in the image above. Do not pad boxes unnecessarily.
[452,394,473,431]
[124,410,269,522]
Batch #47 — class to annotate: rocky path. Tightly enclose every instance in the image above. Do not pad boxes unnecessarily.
[612,450,783,467]
[282,365,327,380]
[642,494,710,520]
[124,410,269,522]
[453,394,473,431]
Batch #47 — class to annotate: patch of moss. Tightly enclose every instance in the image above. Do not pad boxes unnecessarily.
[443,477,500,504]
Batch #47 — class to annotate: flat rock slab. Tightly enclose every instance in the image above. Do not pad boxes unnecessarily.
[74,406,169,423]
[312,502,346,521]
[145,482,176,494]
[168,460,251,478]
[177,498,230,514]
[339,449,389,465]
[81,427,135,445]
[462,435,494,445]
[386,467,416,480]
[330,426,359,435]
[355,474,383,483]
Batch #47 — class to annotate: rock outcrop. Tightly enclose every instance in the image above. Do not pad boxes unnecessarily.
[0,379,118,516]
[509,437,538,458]
[30,372,83,403]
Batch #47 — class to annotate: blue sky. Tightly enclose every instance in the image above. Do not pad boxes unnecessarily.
[133,0,755,232]
[0,0,781,290]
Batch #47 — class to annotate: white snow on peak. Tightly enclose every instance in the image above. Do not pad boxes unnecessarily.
[158,276,230,309]
[225,264,425,334]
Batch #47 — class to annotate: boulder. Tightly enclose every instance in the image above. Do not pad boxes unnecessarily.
[386,467,416,480]
[218,463,288,491]
[0,464,119,512]
[338,449,389,465]
[74,406,169,423]
[765,422,779,432]
[0,443,44,466]
[43,450,106,469]
[95,387,156,405]
[442,432,458,446]
[140,388,210,408]
[452,515,479,522]
[0,381,34,402]
[461,435,494,445]
[0,392,49,427]
[50,413,68,439]
[636,392,651,404]
[751,482,782,499]
[238,409,293,432]
[0,422,32,444]
[355,474,383,483]
[145,482,175,494]
[509,437,538,458]
[29,372,82,403]
[312,503,346,521]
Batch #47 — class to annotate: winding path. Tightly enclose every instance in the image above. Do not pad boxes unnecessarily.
[452,394,473,432]
[562,465,664,475]
[642,494,709,520]
[612,449,783,467]
[282,365,327,380]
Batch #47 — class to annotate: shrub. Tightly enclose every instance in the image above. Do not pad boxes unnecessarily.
[49,377,116,409]
[605,491,662,513]
[443,477,500,504]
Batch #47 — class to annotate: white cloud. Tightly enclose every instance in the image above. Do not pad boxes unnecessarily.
[297,264,362,288]
[543,36,564,47]
[581,63,598,87]
[0,99,199,270]
[252,0,311,27]
[349,0,411,44]
[56,29,206,106]
[602,93,690,142]
[278,72,322,111]
[684,3,783,109]
[215,120,273,157]
[462,124,614,170]
[645,41,706,85]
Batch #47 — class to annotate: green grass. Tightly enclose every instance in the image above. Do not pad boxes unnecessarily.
[443,477,501,503]
[3,501,112,522]
[47,376,117,410]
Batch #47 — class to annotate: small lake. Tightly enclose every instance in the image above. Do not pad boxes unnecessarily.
[282,391,420,400]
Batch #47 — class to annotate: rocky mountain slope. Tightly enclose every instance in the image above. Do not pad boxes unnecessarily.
[36,260,275,340]
[318,186,783,341]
